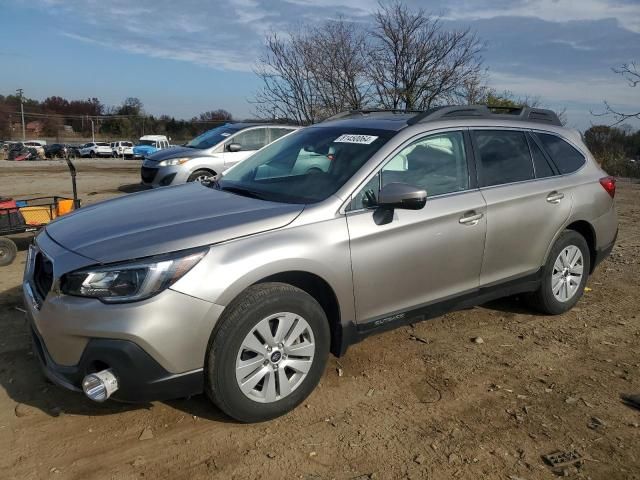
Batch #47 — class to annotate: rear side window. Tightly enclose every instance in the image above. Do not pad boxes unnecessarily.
[270,128,294,142]
[473,130,534,187]
[527,134,554,178]
[535,133,585,174]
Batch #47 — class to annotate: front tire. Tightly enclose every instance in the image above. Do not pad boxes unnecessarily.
[205,283,330,422]
[530,230,590,315]
[187,170,214,183]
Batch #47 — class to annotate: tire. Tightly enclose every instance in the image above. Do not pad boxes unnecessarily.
[205,283,330,422]
[187,170,214,183]
[529,230,590,315]
[90,150,96,158]
[0,238,18,267]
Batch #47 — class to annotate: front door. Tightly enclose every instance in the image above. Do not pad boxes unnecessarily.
[223,127,269,169]
[346,130,487,327]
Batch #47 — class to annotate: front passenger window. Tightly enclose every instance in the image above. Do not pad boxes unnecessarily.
[231,128,268,151]
[349,131,469,211]
[381,131,469,197]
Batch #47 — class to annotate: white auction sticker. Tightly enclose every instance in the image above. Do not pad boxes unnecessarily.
[334,134,379,145]
[221,132,231,137]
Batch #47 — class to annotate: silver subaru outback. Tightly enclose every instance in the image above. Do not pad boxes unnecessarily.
[23,106,617,422]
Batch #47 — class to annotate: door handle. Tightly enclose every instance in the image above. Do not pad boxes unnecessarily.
[546,191,565,204]
[459,211,483,225]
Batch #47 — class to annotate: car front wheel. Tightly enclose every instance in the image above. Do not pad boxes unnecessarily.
[530,230,590,315]
[187,170,214,183]
[205,283,330,422]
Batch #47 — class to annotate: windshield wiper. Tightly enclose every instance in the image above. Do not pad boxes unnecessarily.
[218,185,267,200]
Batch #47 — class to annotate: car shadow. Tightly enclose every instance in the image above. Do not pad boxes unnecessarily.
[118,183,151,194]
[480,294,537,316]
[0,284,235,423]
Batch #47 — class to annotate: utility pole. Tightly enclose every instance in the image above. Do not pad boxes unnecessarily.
[90,118,95,142]
[16,88,25,141]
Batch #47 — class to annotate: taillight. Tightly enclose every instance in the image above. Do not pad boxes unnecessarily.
[599,176,616,198]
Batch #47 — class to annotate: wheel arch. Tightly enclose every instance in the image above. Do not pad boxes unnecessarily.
[565,220,597,273]
[543,219,598,274]
[253,271,344,357]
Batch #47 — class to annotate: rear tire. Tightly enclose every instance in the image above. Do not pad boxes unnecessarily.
[0,238,18,267]
[204,283,330,422]
[90,151,96,158]
[529,230,590,315]
[187,170,214,183]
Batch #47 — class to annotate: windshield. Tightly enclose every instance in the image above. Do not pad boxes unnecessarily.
[186,125,239,149]
[96,142,109,146]
[137,140,157,146]
[216,126,393,204]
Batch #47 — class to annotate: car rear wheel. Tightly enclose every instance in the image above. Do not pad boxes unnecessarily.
[529,230,590,315]
[90,151,96,158]
[187,170,214,183]
[0,238,18,267]
[204,283,330,422]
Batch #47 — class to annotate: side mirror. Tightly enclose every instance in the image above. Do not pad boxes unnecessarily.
[377,182,427,210]
[227,143,242,153]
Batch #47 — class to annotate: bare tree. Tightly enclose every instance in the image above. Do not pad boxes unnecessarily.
[253,18,370,124]
[594,62,640,125]
[367,1,484,110]
[304,19,371,116]
[253,31,320,124]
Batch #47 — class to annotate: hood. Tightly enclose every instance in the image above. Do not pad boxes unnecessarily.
[45,183,304,264]
[133,145,157,154]
[146,146,201,162]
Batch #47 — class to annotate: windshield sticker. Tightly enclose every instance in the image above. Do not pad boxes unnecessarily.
[221,132,231,137]
[334,134,379,145]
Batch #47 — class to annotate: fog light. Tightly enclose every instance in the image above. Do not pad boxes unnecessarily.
[82,369,119,402]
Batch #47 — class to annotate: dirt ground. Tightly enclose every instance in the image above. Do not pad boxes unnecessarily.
[1,160,639,480]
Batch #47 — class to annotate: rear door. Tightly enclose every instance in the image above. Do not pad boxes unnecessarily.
[471,129,572,286]
[346,130,487,325]
[223,127,269,169]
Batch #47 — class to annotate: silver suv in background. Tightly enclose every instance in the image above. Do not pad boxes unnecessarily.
[23,106,617,422]
[141,123,298,187]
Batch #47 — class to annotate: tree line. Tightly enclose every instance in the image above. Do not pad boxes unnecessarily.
[584,125,640,177]
[0,95,232,141]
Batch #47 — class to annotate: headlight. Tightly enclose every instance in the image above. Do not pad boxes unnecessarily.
[60,248,207,303]
[158,157,190,167]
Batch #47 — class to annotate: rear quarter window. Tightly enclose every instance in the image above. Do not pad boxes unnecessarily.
[535,133,586,174]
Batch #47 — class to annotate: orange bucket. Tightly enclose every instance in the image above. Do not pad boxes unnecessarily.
[57,199,74,216]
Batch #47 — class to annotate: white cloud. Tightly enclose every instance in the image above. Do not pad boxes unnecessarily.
[446,0,640,33]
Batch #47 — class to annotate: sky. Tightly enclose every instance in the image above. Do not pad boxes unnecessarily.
[0,0,639,130]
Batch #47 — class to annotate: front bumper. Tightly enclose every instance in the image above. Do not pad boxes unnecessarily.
[141,163,189,187]
[22,236,226,401]
[30,325,203,402]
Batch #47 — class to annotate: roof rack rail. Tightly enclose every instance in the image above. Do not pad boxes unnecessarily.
[322,109,424,123]
[406,105,562,126]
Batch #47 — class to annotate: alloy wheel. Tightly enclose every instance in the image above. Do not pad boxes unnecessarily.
[235,312,315,403]
[551,245,584,302]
